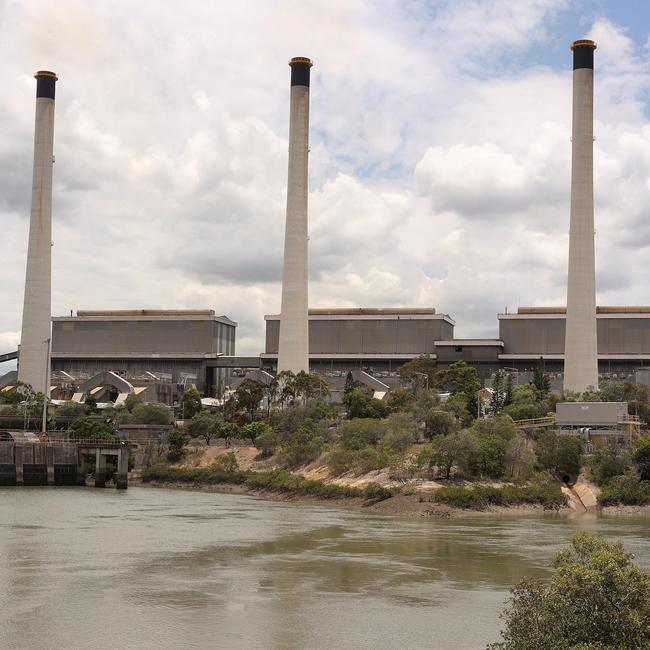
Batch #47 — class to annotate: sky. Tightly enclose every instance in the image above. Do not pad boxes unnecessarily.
[2,0,650,362]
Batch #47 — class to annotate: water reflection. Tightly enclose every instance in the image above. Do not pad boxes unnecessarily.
[0,487,649,650]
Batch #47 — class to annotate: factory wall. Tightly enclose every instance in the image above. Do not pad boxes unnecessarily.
[500,317,650,355]
[52,319,235,356]
[266,318,454,355]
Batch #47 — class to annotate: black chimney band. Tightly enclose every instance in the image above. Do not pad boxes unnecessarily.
[572,41,595,70]
[291,64,310,87]
[36,75,56,99]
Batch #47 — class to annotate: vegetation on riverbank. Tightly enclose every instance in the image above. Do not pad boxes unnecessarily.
[598,475,650,506]
[142,460,393,501]
[587,433,650,506]
[144,362,597,511]
[490,531,650,649]
[429,483,567,510]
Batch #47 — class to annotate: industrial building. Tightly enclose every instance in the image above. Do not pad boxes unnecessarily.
[260,305,650,383]
[4,305,650,397]
[555,401,641,449]
[263,308,454,376]
[48,309,236,402]
[2,43,647,397]
[498,307,650,375]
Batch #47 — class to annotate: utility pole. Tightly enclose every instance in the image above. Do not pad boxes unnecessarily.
[42,336,51,433]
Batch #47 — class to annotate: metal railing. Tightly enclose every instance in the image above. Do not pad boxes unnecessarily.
[44,438,135,446]
[513,416,556,428]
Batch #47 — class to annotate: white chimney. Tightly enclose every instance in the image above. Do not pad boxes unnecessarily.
[277,57,312,374]
[18,71,57,395]
[564,41,598,393]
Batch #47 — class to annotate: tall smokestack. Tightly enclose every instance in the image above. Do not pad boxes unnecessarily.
[277,57,312,374]
[18,70,57,395]
[564,41,598,394]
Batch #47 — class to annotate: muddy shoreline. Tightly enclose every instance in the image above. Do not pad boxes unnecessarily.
[133,479,600,518]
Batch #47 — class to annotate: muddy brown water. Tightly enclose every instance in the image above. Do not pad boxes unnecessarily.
[1,487,649,650]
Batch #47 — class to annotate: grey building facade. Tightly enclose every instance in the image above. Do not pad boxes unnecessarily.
[263,308,454,375]
[51,310,236,399]
[498,307,650,373]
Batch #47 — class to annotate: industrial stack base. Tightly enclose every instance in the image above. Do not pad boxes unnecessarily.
[0,441,129,489]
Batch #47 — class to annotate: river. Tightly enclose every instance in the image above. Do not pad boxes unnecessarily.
[1,488,649,650]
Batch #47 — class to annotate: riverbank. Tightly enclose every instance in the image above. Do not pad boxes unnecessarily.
[135,477,650,518]
[134,471,571,519]
[136,445,650,518]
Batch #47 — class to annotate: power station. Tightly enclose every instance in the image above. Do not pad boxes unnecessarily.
[0,41,642,397]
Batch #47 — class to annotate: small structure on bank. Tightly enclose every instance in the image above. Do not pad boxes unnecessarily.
[555,402,641,448]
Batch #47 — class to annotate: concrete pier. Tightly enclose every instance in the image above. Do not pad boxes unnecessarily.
[0,441,131,489]
[95,448,107,487]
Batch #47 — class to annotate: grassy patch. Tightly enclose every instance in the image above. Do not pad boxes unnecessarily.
[430,484,567,511]
[142,462,393,501]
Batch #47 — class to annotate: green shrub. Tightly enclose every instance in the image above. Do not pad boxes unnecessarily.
[355,445,387,473]
[471,415,517,440]
[269,404,308,435]
[186,411,222,445]
[326,447,356,476]
[218,422,242,441]
[588,446,631,486]
[535,430,583,478]
[362,482,393,501]
[213,452,239,473]
[277,423,325,469]
[325,444,391,476]
[381,412,416,452]
[338,418,384,450]
[344,388,390,419]
[55,401,87,418]
[166,429,189,462]
[423,409,457,439]
[598,474,650,506]
[555,435,583,477]
[67,418,120,441]
[255,427,280,458]
[431,483,566,510]
[240,421,272,444]
[489,531,650,650]
[122,402,172,425]
[422,431,479,479]
[504,434,536,480]
[476,433,509,479]
[140,463,388,501]
[632,435,650,480]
